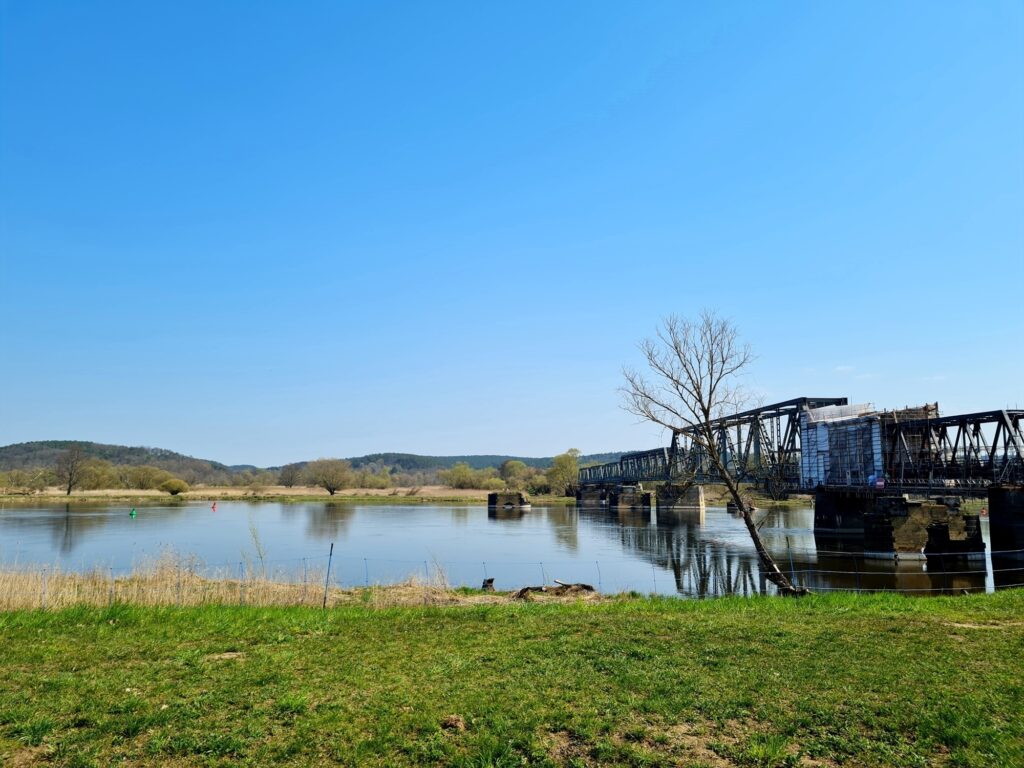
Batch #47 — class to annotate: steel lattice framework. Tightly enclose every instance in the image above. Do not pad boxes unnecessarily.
[579,397,848,491]
[578,399,1024,494]
[881,409,1024,490]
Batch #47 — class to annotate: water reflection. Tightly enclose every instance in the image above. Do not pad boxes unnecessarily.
[487,507,525,521]
[545,506,578,552]
[0,502,191,555]
[0,500,1001,596]
[304,503,356,540]
[574,503,989,597]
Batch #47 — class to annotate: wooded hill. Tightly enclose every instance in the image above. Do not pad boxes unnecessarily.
[0,441,625,485]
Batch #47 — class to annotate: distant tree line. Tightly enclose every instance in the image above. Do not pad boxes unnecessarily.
[0,447,586,497]
[436,450,580,495]
[0,446,194,496]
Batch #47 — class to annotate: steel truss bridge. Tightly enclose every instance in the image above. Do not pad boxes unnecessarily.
[578,397,1024,496]
[884,409,1024,491]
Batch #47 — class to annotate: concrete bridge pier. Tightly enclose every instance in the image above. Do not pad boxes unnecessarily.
[576,485,651,510]
[989,486,1024,589]
[608,485,651,511]
[814,487,985,558]
[656,484,705,515]
[487,492,531,514]
[576,487,609,506]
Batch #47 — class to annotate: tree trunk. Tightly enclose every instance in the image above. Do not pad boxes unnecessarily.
[720,474,806,596]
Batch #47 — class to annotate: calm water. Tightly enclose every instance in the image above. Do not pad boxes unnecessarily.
[0,501,1004,597]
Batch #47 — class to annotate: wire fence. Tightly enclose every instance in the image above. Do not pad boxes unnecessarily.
[2,542,1024,610]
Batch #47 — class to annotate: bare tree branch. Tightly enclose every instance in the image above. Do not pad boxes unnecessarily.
[620,311,805,596]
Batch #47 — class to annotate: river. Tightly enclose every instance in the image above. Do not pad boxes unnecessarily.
[0,500,1005,596]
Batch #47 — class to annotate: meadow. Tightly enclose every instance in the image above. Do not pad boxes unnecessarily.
[2,589,1022,767]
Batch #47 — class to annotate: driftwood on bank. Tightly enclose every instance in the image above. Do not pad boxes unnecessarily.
[511,579,596,601]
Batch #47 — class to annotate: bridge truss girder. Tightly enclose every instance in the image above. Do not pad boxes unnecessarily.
[578,399,1024,496]
[578,397,848,490]
[882,409,1024,490]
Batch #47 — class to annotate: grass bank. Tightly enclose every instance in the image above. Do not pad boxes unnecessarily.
[2,591,1022,767]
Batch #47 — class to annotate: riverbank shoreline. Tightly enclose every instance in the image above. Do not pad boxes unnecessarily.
[0,485,578,507]
[2,590,1021,766]
[0,484,813,509]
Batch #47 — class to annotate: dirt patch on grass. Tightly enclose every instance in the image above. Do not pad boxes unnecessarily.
[946,621,1024,630]
[440,714,466,732]
[653,723,735,766]
[544,730,592,764]
[542,722,737,767]
[204,652,245,661]
[5,746,49,767]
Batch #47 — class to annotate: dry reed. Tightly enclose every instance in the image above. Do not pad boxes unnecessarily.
[0,549,606,611]
[0,552,451,611]
[0,553,586,610]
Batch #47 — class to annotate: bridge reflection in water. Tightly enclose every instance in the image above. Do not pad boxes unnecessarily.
[575,503,992,597]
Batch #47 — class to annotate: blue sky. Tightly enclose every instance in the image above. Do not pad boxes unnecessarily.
[1,1,1021,466]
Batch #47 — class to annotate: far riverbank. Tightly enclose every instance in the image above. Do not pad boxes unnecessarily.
[0,484,820,509]
[0,485,576,507]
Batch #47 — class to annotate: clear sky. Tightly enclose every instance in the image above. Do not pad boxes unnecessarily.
[1,1,1021,467]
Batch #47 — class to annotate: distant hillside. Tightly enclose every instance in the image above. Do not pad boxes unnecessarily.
[0,441,239,485]
[0,441,627,482]
[348,453,549,471]
[325,452,626,471]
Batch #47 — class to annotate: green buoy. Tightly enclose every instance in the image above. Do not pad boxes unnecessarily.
[129,508,137,518]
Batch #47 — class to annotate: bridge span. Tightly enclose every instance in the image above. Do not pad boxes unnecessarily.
[578,396,1024,497]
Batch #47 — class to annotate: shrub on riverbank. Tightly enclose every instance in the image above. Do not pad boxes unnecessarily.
[1,591,1022,766]
[158,478,189,495]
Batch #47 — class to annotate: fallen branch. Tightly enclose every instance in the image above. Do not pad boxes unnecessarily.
[511,581,596,600]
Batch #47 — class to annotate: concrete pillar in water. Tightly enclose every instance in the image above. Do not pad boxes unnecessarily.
[814,487,985,560]
[487,492,531,519]
[609,485,652,511]
[989,485,1024,589]
[656,484,705,523]
[576,487,608,506]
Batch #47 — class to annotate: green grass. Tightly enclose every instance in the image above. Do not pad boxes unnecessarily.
[2,591,1023,766]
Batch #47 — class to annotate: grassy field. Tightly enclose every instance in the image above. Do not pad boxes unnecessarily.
[2,591,1022,767]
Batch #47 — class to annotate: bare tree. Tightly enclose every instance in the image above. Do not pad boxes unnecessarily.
[278,463,304,488]
[55,446,87,496]
[621,310,806,596]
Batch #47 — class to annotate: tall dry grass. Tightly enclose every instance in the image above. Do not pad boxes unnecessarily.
[0,555,492,611]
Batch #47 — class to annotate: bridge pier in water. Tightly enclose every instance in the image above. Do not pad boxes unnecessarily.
[989,485,1024,589]
[655,484,706,520]
[575,485,651,511]
[813,487,986,559]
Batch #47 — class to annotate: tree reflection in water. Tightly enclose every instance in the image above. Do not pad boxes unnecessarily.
[577,502,988,597]
[304,503,356,540]
[575,505,762,597]
[0,502,191,555]
[544,506,579,552]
